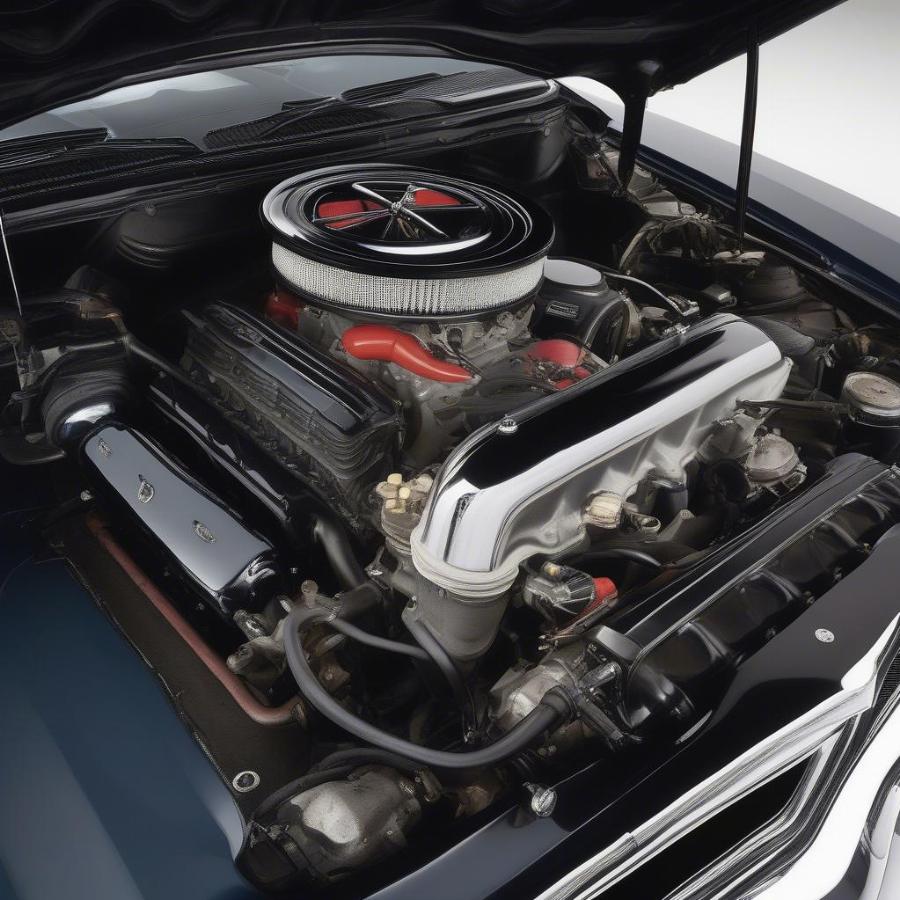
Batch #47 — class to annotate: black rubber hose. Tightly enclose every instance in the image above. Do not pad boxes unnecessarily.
[252,749,427,822]
[250,765,356,821]
[574,547,664,569]
[310,748,424,779]
[311,514,367,590]
[329,617,430,661]
[284,605,572,769]
[333,581,382,619]
[405,617,478,727]
[123,334,199,391]
[597,266,690,321]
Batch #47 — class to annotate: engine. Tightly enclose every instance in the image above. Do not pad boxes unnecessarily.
[261,164,608,468]
[11,162,900,890]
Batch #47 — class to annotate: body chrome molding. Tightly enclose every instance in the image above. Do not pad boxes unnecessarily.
[535,615,900,900]
[751,668,900,898]
[662,735,845,900]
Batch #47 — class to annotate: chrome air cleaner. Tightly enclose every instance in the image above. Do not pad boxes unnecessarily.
[261,164,554,318]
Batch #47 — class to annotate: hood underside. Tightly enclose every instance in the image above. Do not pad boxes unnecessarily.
[1,0,841,132]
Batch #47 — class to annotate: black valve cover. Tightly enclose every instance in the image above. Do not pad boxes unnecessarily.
[181,303,401,531]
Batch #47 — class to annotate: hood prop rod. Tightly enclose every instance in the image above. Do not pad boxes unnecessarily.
[617,92,646,192]
[616,60,660,192]
[735,25,760,250]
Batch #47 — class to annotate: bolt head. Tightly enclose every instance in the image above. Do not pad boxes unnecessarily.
[524,782,557,818]
[815,628,835,644]
[497,416,518,436]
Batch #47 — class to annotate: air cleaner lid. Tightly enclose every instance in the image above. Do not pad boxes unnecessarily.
[261,164,554,318]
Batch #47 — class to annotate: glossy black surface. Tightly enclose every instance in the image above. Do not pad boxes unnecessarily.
[617,455,900,728]
[149,375,322,542]
[264,164,554,281]
[460,313,771,488]
[183,303,400,532]
[0,2,841,131]
[354,465,900,900]
[531,257,627,354]
[189,303,396,435]
[147,373,365,591]
[0,56,536,147]
[82,424,281,616]
[613,454,889,645]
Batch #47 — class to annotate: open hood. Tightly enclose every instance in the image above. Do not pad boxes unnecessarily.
[0,0,841,132]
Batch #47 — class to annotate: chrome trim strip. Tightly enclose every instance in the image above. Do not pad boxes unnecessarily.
[662,736,844,900]
[751,663,900,898]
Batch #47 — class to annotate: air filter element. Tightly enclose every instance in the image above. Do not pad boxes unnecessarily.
[261,164,554,319]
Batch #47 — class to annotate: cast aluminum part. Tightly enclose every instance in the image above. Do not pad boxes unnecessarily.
[410,315,791,609]
[278,767,421,880]
[699,409,806,491]
[744,433,803,486]
[490,645,586,735]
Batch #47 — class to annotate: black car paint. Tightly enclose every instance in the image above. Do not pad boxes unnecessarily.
[0,2,843,133]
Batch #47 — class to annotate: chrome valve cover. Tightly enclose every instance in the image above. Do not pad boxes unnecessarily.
[411,314,791,600]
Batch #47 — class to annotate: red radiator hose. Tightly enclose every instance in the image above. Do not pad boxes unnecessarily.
[342,324,472,383]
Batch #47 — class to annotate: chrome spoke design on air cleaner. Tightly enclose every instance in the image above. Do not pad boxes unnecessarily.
[351,181,449,239]
[311,208,391,225]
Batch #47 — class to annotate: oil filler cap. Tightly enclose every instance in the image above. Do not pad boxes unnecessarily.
[841,372,900,424]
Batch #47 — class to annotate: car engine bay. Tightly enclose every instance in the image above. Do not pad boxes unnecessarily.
[4,122,900,892]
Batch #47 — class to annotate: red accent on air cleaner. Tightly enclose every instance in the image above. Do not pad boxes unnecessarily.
[316,198,383,229]
[264,289,303,330]
[342,325,472,383]
[410,189,460,207]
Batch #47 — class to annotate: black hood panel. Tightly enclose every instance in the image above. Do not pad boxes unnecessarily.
[1,0,840,131]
